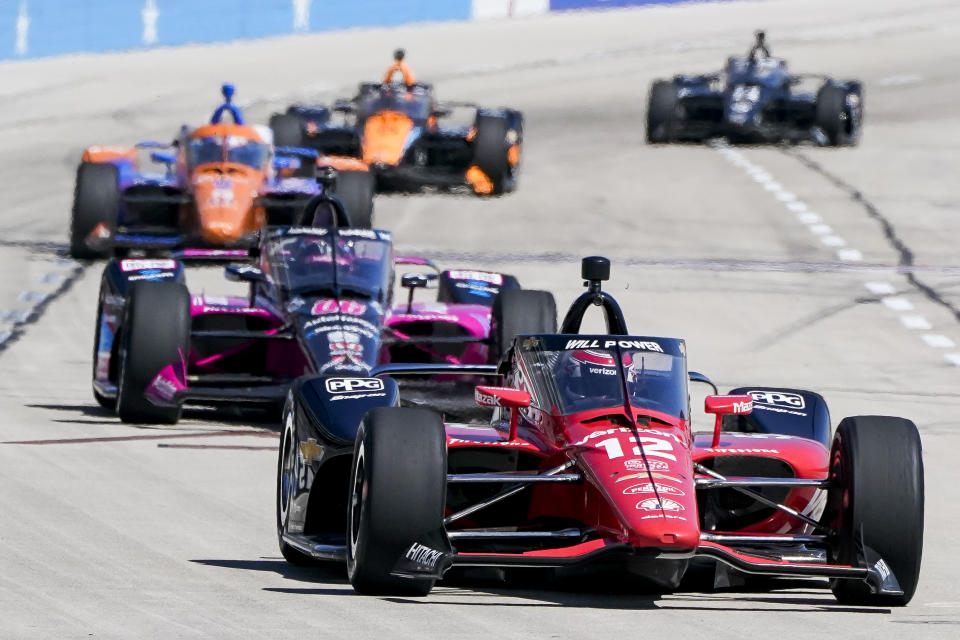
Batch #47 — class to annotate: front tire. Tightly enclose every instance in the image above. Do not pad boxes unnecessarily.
[647,80,678,144]
[822,416,924,606]
[70,162,119,259]
[491,289,557,361]
[116,281,190,424]
[347,407,446,595]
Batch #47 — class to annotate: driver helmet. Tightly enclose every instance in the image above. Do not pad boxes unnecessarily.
[556,349,621,406]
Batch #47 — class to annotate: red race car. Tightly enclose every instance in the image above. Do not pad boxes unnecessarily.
[276,257,923,605]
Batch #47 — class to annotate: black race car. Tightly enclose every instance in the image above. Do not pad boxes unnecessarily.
[647,32,863,145]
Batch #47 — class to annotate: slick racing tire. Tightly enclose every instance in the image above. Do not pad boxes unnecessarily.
[491,289,557,362]
[472,114,516,195]
[647,80,678,144]
[70,162,119,260]
[816,84,853,146]
[91,275,117,410]
[276,397,321,566]
[116,281,191,424]
[822,416,924,606]
[269,113,305,148]
[347,407,446,596]
[333,170,375,228]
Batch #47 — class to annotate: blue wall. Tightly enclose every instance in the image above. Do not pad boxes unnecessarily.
[0,0,472,61]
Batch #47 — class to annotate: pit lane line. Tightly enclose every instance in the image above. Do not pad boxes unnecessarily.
[711,142,960,367]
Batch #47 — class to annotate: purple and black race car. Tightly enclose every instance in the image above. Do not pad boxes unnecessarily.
[91,224,556,424]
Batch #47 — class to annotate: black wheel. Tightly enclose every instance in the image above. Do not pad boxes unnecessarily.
[822,416,924,606]
[270,113,305,148]
[333,170,375,228]
[116,281,190,424]
[816,84,853,146]
[491,289,557,361]
[347,407,446,595]
[92,275,116,410]
[472,114,514,195]
[70,162,119,259]
[647,80,678,144]
[276,397,321,566]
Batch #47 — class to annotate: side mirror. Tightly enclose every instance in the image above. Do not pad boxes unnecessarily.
[150,151,177,166]
[704,394,753,447]
[225,264,266,283]
[475,386,531,441]
[273,156,301,171]
[431,107,452,119]
[400,271,438,313]
[333,99,355,114]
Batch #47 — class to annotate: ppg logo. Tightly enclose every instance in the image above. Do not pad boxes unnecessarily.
[748,390,805,409]
[325,377,384,394]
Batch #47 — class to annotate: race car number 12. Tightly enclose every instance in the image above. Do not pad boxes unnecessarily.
[595,436,676,461]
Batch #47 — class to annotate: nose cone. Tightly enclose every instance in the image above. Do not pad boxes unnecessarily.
[362,111,414,166]
[574,425,700,552]
[192,170,259,244]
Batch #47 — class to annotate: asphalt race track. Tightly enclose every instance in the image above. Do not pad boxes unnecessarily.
[1,0,959,636]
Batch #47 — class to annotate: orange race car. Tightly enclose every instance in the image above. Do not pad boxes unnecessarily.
[269,49,524,211]
[69,85,361,259]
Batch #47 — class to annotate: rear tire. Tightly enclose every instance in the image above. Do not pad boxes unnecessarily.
[816,84,853,146]
[647,80,678,144]
[491,289,557,361]
[822,416,924,606]
[333,170,375,228]
[116,281,190,424]
[70,162,119,259]
[472,114,514,195]
[270,113,305,148]
[347,407,446,595]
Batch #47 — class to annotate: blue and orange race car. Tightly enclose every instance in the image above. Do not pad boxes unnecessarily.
[69,85,371,259]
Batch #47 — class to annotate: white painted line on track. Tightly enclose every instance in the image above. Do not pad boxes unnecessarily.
[865,282,897,295]
[715,143,959,367]
[922,334,956,349]
[882,296,915,311]
[901,315,933,330]
[944,353,960,367]
[1,310,31,323]
[836,249,863,262]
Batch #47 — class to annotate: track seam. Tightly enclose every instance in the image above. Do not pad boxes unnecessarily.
[784,148,960,324]
[0,261,87,354]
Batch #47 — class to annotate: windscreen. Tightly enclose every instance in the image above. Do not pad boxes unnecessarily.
[518,340,688,420]
[187,135,269,169]
[356,87,432,121]
[264,230,392,301]
[725,57,789,88]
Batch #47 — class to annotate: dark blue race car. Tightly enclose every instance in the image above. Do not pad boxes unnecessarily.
[647,32,863,146]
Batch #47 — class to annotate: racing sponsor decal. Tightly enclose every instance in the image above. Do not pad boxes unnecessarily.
[748,390,808,416]
[338,229,378,239]
[474,388,499,407]
[404,543,444,571]
[589,366,616,376]
[330,392,386,402]
[149,376,179,402]
[623,458,670,472]
[564,338,664,353]
[636,498,684,512]
[623,483,686,497]
[120,259,176,272]
[311,299,367,316]
[446,270,503,285]
[640,514,687,521]
[325,378,384,394]
[616,471,683,484]
[447,438,533,448]
[128,271,176,281]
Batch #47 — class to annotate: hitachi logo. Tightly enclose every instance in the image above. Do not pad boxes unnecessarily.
[405,543,443,570]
